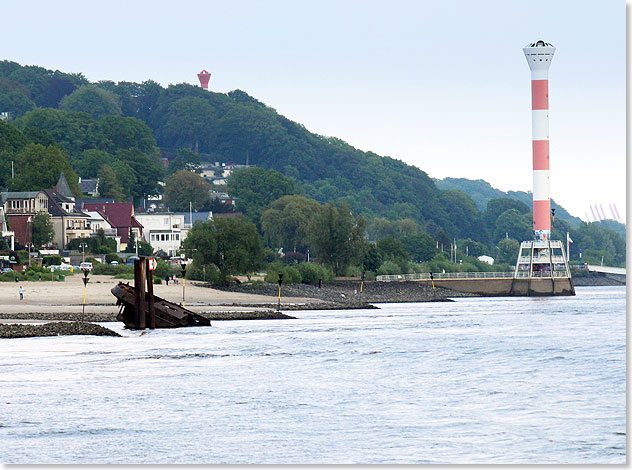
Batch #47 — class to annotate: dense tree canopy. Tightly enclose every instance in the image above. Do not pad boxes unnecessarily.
[260,195,321,252]
[183,217,264,283]
[31,212,54,248]
[163,170,212,211]
[0,59,624,268]
[12,144,81,196]
[97,164,125,201]
[308,203,366,275]
[59,85,122,120]
[227,167,296,225]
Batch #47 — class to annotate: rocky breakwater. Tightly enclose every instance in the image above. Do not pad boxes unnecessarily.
[0,321,121,339]
[217,279,469,308]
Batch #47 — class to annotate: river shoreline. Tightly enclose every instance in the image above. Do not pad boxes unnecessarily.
[3,277,612,339]
[0,277,465,338]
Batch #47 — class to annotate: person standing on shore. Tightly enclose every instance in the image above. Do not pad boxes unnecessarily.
[19,286,24,300]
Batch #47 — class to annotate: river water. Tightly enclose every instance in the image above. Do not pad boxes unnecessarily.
[0,286,626,464]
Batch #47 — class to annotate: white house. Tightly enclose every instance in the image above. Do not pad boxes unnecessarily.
[135,212,185,256]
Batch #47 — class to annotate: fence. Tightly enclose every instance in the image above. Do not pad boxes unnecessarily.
[376,271,569,282]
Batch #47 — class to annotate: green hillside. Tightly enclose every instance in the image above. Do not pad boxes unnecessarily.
[434,177,582,227]
[0,59,625,267]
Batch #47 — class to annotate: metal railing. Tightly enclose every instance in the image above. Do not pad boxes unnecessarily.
[517,256,566,264]
[377,270,570,282]
[376,272,514,282]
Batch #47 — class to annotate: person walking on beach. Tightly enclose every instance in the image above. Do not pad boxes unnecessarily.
[19,286,24,300]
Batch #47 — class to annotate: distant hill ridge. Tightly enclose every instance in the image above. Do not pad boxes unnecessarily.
[433,177,582,227]
[0,59,623,249]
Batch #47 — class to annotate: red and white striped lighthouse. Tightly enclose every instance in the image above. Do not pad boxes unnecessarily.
[524,40,555,241]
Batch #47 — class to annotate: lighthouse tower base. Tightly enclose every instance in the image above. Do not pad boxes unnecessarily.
[512,239,575,296]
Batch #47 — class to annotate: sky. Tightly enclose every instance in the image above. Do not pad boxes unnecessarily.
[2,0,627,222]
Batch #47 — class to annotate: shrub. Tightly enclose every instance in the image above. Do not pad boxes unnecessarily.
[297,262,334,285]
[92,263,134,276]
[344,265,363,277]
[0,271,24,282]
[282,251,306,265]
[456,262,479,273]
[264,263,302,284]
[187,262,223,284]
[105,253,123,264]
[113,272,134,279]
[376,261,402,275]
[42,255,64,266]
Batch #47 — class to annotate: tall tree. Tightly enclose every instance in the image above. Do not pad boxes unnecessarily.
[227,167,295,226]
[401,231,438,262]
[125,228,136,253]
[59,85,122,120]
[492,209,532,244]
[97,164,126,201]
[0,92,35,118]
[163,170,212,211]
[71,149,115,179]
[17,108,106,157]
[495,238,520,265]
[183,216,264,284]
[12,144,81,196]
[167,148,201,175]
[160,97,216,151]
[98,115,157,154]
[260,195,321,252]
[117,147,164,200]
[308,203,366,275]
[484,198,531,228]
[0,120,29,188]
[31,212,54,248]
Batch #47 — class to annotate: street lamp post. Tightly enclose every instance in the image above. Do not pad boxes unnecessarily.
[80,242,88,264]
[27,216,32,267]
[180,261,187,307]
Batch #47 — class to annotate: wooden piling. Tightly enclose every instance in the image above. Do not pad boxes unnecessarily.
[146,258,156,329]
[133,258,146,329]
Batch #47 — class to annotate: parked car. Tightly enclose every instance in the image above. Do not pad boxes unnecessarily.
[110,260,119,265]
[1,267,14,273]
[126,256,140,265]
[79,262,93,271]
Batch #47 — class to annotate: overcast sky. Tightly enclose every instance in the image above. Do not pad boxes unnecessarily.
[3,0,626,221]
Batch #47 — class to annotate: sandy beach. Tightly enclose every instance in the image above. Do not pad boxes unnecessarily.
[0,274,318,317]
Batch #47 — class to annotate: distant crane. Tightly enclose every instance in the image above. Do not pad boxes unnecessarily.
[613,203,622,223]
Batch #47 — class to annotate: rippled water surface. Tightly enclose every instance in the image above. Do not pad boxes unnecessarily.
[0,286,626,464]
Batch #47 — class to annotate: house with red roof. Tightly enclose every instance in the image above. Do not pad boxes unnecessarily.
[81,202,143,244]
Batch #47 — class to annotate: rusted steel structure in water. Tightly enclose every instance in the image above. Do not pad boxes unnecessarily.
[111,257,210,329]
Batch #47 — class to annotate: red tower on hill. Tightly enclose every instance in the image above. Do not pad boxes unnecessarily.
[197,69,211,90]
